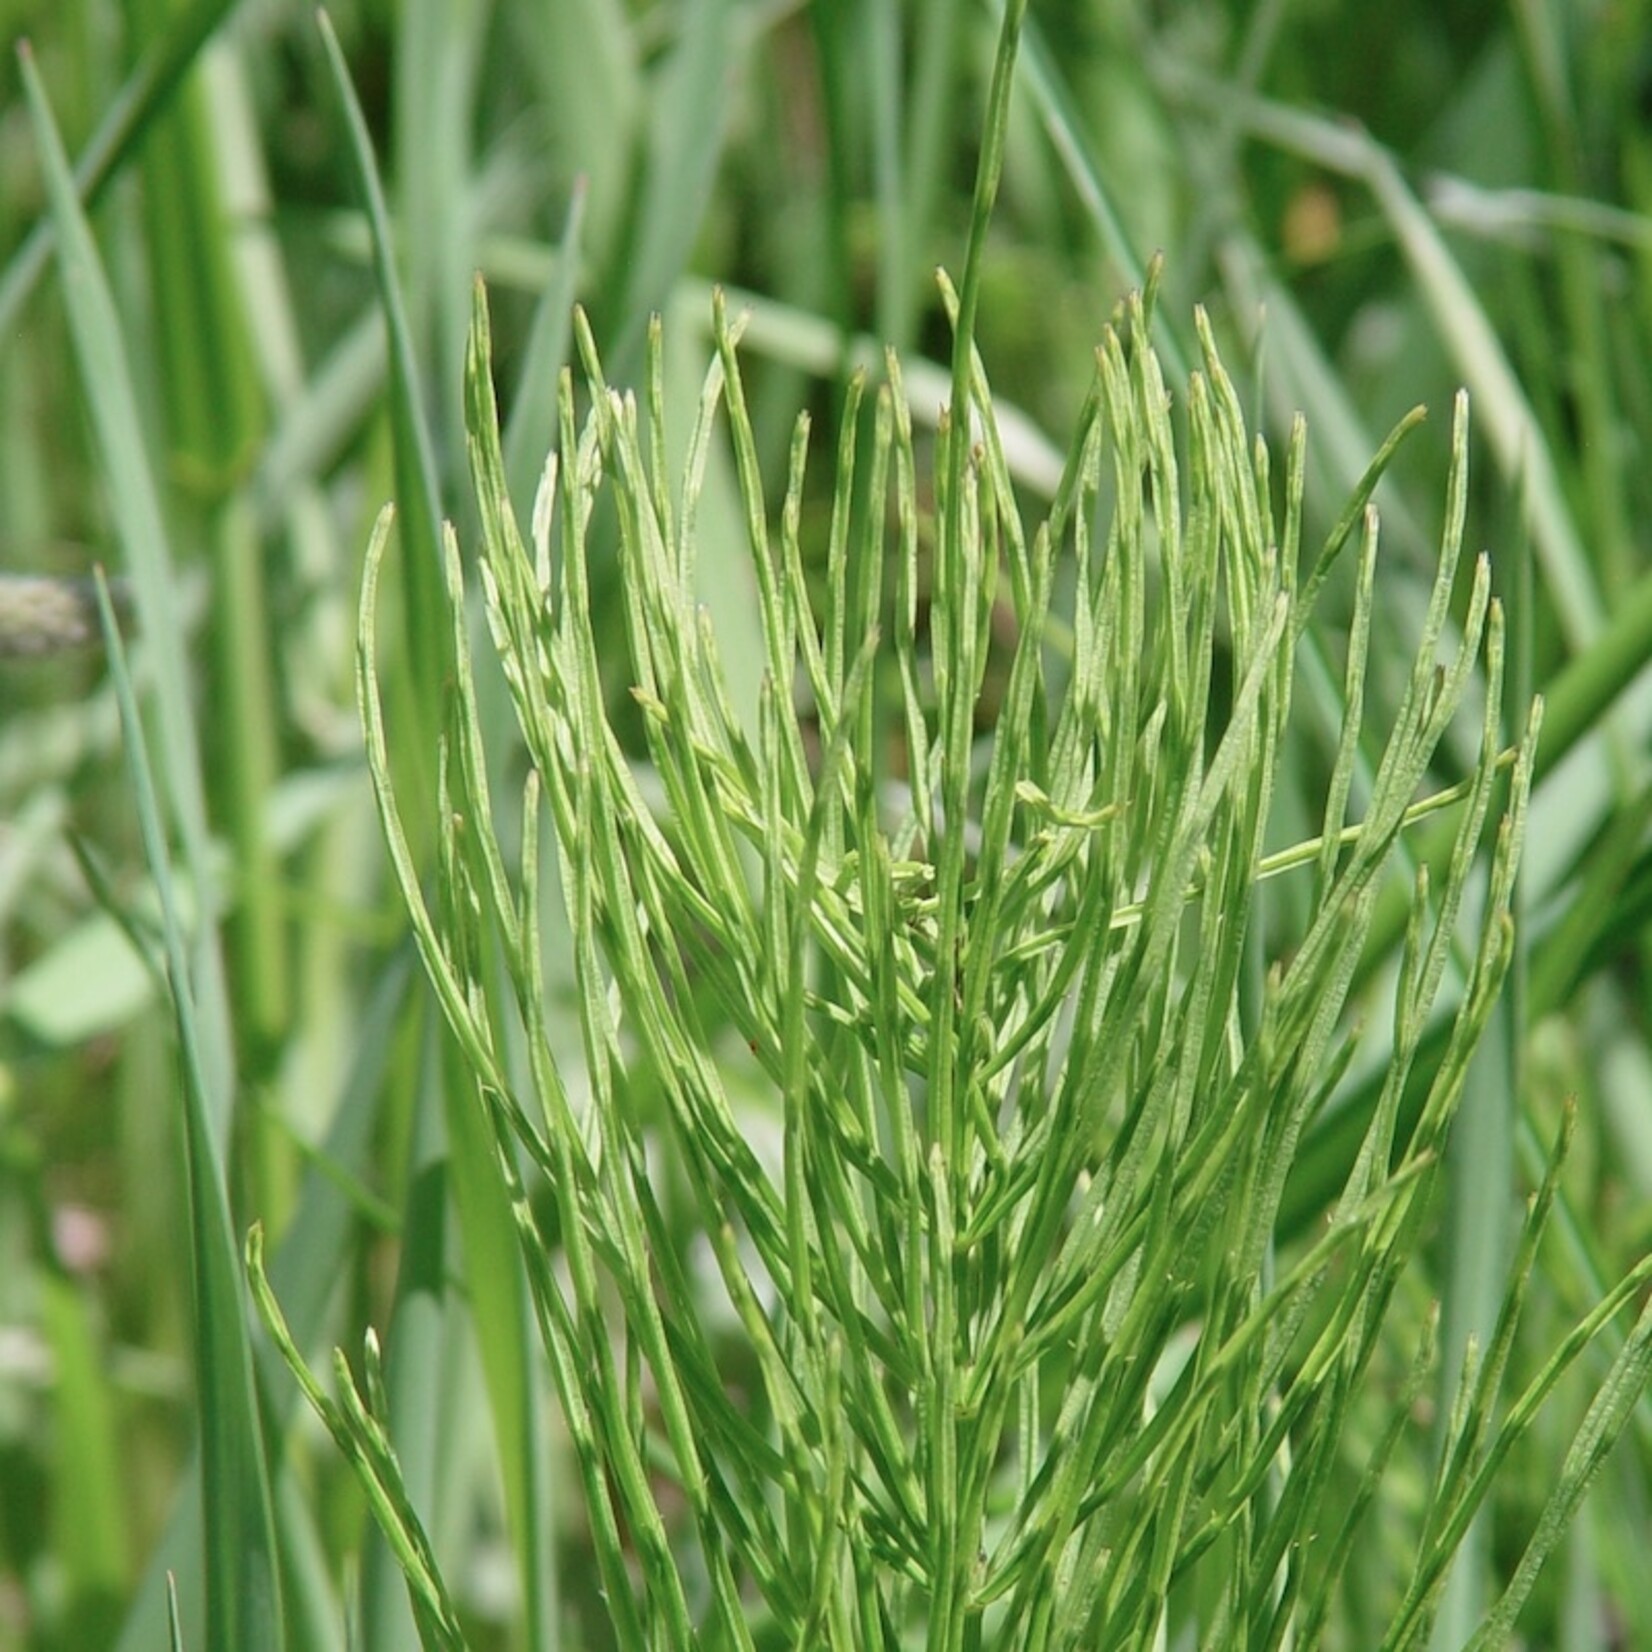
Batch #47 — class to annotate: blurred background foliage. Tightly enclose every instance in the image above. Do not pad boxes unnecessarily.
[3,0,1652,1646]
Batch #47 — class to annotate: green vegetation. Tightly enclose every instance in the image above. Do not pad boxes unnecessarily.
[4,2,1652,1647]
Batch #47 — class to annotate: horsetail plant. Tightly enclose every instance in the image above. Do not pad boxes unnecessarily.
[244,232,1652,1646]
[241,18,1652,1648]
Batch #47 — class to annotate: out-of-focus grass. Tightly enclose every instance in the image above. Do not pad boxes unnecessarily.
[0,2,1649,1646]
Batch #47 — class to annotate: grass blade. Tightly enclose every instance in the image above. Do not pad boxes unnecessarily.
[94,570,285,1649]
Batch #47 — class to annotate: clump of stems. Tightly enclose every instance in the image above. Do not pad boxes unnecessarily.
[236,3,1652,1647]
[306,256,1609,1648]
